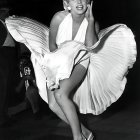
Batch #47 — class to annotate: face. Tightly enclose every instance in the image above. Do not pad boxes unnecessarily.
[66,0,91,15]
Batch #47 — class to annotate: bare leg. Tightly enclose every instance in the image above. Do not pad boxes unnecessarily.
[48,91,91,139]
[47,89,69,123]
[48,64,91,140]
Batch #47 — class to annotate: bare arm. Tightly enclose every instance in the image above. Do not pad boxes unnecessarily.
[85,2,98,48]
[95,21,100,34]
[49,11,66,52]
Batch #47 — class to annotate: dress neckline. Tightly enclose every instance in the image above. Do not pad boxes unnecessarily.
[68,13,87,41]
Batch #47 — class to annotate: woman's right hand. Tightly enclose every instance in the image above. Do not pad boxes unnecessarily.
[85,1,94,22]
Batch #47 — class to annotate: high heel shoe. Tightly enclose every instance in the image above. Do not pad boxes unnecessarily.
[87,132,94,140]
[82,133,87,140]
[82,132,95,140]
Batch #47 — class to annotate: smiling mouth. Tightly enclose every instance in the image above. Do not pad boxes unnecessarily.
[76,5,83,10]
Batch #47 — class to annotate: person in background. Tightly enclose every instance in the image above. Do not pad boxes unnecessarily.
[15,54,41,119]
[0,7,17,127]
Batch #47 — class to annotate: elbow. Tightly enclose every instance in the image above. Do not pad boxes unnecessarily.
[85,38,98,48]
[49,43,58,52]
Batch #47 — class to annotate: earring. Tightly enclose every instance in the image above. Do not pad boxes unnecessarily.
[67,6,71,11]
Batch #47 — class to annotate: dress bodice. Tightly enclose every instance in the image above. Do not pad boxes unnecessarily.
[56,13,88,47]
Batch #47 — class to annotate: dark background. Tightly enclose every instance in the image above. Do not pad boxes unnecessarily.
[0,0,140,107]
[0,1,140,139]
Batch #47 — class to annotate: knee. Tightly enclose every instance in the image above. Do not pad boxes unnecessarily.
[54,90,68,106]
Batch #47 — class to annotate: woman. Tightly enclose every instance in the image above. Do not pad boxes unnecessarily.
[47,0,96,139]
[5,0,136,139]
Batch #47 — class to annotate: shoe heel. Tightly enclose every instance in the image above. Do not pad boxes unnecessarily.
[88,133,94,140]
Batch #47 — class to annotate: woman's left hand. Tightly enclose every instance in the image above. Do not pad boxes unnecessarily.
[85,1,94,21]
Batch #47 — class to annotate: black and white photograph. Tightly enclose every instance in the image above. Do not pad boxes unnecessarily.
[0,0,139,140]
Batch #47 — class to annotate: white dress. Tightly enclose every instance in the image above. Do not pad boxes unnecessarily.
[5,14,137,115]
